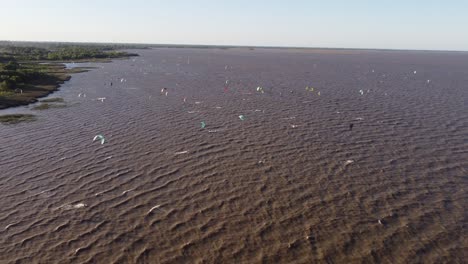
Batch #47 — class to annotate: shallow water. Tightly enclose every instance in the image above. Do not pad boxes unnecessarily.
[1,48,467,263]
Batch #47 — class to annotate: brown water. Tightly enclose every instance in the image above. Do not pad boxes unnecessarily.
[1,48,467,263]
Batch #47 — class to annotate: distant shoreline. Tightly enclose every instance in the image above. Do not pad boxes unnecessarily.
[0,63,88,109]
[1,40,466,53]
[0,44,138,110]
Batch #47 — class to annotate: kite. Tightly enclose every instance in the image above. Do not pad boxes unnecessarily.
[148,204,162,214]
[93,134,105,145]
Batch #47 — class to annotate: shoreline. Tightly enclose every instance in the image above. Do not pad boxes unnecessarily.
[0,63,89,109]
[0,57,132,110]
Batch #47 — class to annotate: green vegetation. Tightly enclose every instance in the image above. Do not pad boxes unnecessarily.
[32,102,66,110]
[0,60,74,109]
[0,42,139,61]
[0,90,13,97]
[0,46,49,61]
[0,41,150,51]
[40,97,64,103]
[1,61,49,91]
[0,114,37,124]
[45,46,137,60]
[0,42,139,109]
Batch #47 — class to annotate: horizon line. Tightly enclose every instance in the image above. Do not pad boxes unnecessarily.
[1,39,467,53]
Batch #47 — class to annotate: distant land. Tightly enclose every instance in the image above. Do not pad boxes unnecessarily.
[1,40,466,112]
[0,41,138,110]
[1,40,467,53]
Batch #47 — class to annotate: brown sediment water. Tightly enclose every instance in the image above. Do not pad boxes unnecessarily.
[0,48,467,263]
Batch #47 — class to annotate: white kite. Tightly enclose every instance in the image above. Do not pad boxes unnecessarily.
[93,134,105,145]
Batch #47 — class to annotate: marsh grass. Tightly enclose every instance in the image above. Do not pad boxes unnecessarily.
[0,114,37,124]
[40,97,64,103]
[32,102,67,110]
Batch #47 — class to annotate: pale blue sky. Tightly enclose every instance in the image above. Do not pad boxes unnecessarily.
[1,0,467,50]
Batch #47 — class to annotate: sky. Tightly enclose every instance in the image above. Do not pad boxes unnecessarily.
[1,0,467,51]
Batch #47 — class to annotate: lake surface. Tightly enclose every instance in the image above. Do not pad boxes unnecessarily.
[1,48,467,263]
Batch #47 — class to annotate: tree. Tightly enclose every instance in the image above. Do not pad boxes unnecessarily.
[4,61,19,71]
[0,79,15,90]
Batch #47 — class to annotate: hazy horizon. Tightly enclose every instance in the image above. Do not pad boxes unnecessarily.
[1,0,467,51]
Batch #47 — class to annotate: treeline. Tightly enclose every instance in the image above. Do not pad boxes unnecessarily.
[0,60,47,91]
[0,41,150,51]
[1,46,49,60]
[0,43,139,94]
[0,45,138,61]
[46,47,138,60]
